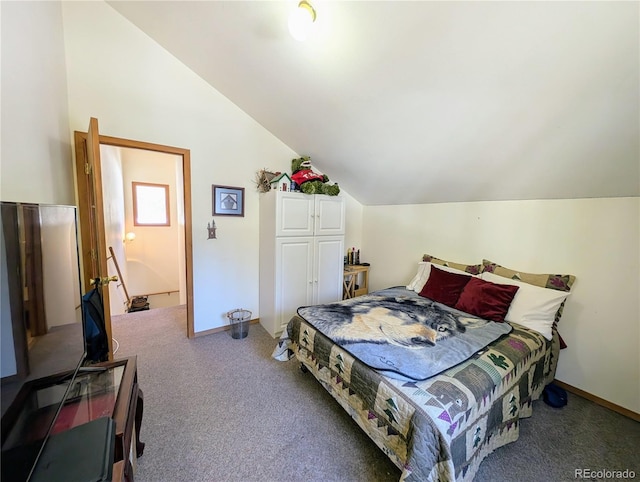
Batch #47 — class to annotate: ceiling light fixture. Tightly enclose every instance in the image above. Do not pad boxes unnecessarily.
[288,0,317,41]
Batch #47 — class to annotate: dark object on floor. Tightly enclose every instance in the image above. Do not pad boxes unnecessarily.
[129,296,149,313]
[543,383,568,408]
[83,284,109,362]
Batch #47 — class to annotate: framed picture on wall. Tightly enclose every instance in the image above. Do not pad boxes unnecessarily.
[212,185,244,217]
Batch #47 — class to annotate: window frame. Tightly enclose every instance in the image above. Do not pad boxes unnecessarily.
[132,181,171,227]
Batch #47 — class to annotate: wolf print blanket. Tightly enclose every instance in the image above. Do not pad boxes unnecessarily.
[296,287,512,381]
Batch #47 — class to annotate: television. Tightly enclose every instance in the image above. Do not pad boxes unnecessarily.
[1,202,87,481]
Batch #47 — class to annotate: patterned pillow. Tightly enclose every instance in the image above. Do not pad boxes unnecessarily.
[481,259,575,292]
[422,254,482,275]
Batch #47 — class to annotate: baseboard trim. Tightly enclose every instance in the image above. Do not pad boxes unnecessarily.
[553,379,639,422]
[194,318,260,338]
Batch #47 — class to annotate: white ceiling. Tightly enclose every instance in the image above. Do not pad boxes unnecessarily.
[108,1,639,205]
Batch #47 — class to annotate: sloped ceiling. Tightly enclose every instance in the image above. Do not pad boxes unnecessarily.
[108,1,639,205]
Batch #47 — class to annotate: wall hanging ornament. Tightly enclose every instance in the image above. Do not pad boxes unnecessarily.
[207,219,217,239]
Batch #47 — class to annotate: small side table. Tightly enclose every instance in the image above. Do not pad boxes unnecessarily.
[343,265,370,299]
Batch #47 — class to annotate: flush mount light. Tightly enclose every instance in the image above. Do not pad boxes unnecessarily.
[288,0,317,41]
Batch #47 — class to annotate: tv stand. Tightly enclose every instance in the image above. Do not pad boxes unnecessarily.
[2,357,144,482]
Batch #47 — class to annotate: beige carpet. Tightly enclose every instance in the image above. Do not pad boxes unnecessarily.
[111,305,639,482]
[111,306,400,482]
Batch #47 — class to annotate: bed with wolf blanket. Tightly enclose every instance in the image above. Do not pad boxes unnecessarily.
[273,287,559,481]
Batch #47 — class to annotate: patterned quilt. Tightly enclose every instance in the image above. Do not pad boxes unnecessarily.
[273,288,559,482]
[297,288,512,381]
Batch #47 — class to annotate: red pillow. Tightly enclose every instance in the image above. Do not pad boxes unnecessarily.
[455,277,519,322]
[419,265,471,306]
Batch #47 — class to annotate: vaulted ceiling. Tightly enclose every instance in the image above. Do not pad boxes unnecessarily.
[108,1,639,205]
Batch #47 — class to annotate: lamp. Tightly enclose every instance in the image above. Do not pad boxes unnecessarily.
[125,232,136,242]
[288,0,316,41]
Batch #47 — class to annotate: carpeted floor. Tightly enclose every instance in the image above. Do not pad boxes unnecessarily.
[111,305,639,482]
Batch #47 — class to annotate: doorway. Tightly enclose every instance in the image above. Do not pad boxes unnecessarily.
[74,130,195,345]
[102,145,184,316]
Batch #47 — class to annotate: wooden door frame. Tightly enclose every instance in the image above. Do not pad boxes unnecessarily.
[74,132,195,339]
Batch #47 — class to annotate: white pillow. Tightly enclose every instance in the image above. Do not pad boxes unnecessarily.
[481,271,570,340]
[407,262,428,291]
[407,262,474,293]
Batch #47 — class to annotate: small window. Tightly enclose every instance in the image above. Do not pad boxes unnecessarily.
[132,182,170,226]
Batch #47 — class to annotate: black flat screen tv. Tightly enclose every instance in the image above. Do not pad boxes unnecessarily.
[1,202,87,481]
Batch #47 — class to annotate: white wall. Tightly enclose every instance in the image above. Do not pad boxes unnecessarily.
[0,1,72,205]
[60,1,298,332]
[343,191,364,262]
[362,197,640,414]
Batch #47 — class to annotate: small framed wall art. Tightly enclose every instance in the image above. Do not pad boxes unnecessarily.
[212,185,244,217]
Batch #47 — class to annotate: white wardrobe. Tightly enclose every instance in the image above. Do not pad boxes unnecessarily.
[259,191,345,337]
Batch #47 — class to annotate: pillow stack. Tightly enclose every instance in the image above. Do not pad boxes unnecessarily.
[418,265,519,323]
[406,254,575,340]
[419,265,471,306]
[480,260,574,341]
[406,254,481,293]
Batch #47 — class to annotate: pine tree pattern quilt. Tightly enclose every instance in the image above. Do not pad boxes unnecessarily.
[273,287,559,482]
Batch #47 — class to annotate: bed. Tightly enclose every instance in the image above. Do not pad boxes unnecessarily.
[273,255,575,482]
